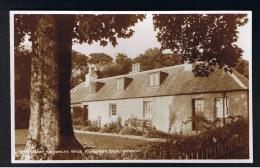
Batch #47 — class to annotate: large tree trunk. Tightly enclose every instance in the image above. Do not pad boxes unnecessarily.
[22,15,83,160]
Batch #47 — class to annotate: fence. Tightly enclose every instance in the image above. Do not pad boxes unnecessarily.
[177,137,248,159]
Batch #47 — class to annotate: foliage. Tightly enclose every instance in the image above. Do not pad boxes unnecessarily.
[127,117,139,128]
[73,14,145,46]
[15,14,145,48]
[75,121,101,132]
[133,48,182,71]
[100,53,133,78]
[100,63,122,78]
[71,50,89,88]
[144,127,170,139]
[89,53,113,70]
[100,118,123,133]
[138,117,249,159]
[153,14,248,77]
[234,58,249,79]
[120,127,144,136]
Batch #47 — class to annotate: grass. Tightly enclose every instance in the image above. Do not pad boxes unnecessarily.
[15,129,149,152]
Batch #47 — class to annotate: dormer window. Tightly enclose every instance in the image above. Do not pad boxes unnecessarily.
[116,78,124,91]
[89,83,97,93]
[149,71,168,87]
[89,82,104,93]
[115,77,133,91]
[149,72,160,86]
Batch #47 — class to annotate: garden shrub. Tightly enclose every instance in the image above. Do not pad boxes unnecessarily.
[144,127,170,139]
[100,120,123,133]
[120,127,144,136]
[82,121,100,132]
[74,120,100,132]
[138,117,249,159]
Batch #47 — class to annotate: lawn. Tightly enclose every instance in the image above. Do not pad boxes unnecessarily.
[15,129,149,153]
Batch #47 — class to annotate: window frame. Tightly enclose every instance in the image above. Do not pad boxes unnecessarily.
[193,98,204,115]
[215,97,229,118]
[89,83,96,93]
[109,103,117,117]
[116,78,125,91]
[149,72,160,87]
[143,101,152,119]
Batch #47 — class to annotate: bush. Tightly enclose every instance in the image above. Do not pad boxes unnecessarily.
[100,118,123,133]
[120,127,144,136]
[138,117,249,159]
[144,127,170,139]
[82,121,100,132]
[74,120,100,132]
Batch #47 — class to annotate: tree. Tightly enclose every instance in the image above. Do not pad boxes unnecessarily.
[71,50,89,88]
[99,53,132,78]
[89,53,113,70]
[133,48,182,71]
[234,58,249,79]
[153,14,248,77]
[115,53,132,74]
[15,14,145,160]
[101,63,122,78]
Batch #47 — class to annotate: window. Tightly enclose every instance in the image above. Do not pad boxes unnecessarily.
[215,97,229,118]
[194,99,204,115]
[149,72,160,86]
[116,78,124,90]
[89,83,96,93]
[109,103,117,117]
[143,101,152,118]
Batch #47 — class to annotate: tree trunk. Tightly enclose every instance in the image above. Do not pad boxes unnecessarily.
[22,15,83,160]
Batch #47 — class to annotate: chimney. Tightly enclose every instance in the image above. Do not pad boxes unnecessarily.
[85,64,98,86]
[130,63,140,73]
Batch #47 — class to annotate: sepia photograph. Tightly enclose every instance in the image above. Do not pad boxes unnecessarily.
[10,11,252,163]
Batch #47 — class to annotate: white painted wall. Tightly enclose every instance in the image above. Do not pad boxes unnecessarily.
[81,96,174,132]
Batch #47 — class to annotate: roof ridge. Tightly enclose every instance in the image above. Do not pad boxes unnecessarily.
[227,71,247,89]
[71,82,84,92]
[94,64,186,81]
[232,68,249,81]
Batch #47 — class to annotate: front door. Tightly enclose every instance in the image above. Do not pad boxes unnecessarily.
[192,99,204,131]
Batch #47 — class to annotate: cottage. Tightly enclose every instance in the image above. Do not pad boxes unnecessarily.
[70,63,249,133]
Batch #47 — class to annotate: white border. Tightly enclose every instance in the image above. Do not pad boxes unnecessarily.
[10,10,253,164]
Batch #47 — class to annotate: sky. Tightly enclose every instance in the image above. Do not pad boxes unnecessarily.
[72,14,251,61]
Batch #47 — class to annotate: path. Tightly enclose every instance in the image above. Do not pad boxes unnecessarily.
[74,129,167,142]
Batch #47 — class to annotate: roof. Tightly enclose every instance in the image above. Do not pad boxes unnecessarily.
[71,64,249,104]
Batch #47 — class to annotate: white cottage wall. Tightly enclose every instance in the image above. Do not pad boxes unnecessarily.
[81,96,174,132]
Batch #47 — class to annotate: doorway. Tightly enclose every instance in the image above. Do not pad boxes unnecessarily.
[192,98,204,131]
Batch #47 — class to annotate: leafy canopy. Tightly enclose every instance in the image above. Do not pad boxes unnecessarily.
[133,48,182,71]
[153,14,248,77]
[14,14,145,48]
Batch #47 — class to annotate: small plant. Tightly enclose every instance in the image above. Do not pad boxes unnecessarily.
[128,117,138,128]
[84,121,100,132]
[120,127,144,136]
[144,127,170,139]
[100,121,123,133]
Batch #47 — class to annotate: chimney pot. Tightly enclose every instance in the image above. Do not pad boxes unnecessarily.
[130,63,140,73]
